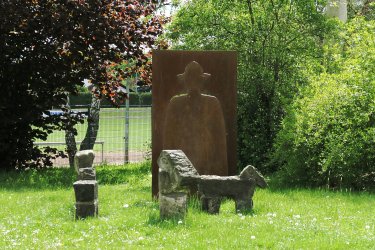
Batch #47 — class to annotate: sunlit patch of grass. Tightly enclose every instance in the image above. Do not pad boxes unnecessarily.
[0,162,374,249]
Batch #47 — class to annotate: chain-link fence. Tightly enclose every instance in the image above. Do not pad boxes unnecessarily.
[35,105,151,166]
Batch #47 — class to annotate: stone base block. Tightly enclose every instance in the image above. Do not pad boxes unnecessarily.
[73,180,98,202]
[159,192,187,220]
[75,200,98,219]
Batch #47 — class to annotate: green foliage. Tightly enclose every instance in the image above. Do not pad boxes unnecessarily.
[165,0,332,173]
[273,17,375,190]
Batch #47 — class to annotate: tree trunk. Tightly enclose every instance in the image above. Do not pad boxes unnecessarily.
[64,96,78,169]
[65,128,77,169]
[80,94,101,151]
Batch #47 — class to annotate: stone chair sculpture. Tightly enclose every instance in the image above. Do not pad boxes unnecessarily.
[158,150,267,218]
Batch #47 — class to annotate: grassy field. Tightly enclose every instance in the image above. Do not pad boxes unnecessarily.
[0,163,374,249]
[35,107,151,152]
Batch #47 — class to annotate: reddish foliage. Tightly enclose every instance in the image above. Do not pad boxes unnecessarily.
[0,0,168,170]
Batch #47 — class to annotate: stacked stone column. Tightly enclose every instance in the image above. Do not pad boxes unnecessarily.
[73,150,98,219]
[157,150,200,220]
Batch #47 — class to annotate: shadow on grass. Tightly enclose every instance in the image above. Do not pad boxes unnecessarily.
[0,161,151,190]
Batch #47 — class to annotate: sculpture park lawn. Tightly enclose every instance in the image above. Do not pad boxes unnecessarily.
[0,162,374,249]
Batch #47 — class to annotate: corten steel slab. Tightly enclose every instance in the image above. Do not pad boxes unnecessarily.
[152,50,237,197]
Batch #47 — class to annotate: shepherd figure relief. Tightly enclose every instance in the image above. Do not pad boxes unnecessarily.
[163,61,228,176]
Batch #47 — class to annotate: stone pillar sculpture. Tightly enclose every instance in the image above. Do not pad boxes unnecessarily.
[73,150,98,219]
[158,150,199,219]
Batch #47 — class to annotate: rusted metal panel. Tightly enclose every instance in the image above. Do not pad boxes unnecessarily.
[152,50,237,197]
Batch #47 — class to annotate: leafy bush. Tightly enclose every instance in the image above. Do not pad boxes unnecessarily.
[273,18,375,190]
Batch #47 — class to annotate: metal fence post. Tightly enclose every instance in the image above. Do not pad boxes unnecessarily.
[124,80,130,164]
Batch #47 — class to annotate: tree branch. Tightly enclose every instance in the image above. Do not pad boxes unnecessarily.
[246,0,255,27]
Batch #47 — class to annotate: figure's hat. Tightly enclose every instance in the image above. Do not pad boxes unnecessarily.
[177,61,211,82]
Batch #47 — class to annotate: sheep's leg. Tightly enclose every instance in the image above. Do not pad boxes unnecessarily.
[235,198,253,212]
[201,195,221,214]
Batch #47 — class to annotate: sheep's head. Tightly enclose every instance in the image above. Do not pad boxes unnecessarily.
[239,165,267,188]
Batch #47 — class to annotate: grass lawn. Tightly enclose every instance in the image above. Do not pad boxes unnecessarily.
[35,107,151,152]
[0,162,374,249]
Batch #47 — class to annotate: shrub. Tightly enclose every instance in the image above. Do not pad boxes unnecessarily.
[273,18,375,190]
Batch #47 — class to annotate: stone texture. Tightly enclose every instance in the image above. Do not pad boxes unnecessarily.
[73,180,98,202]
[73,151,98,219]
[239,165,267,188]
[198,176,256,213]
[75,201,98,219]
[159,192,187,220]
[78,168,96,181]
[157,150,199,193]
[158,150,199,219]
[74,150,95,175]
[157,150,267,215]
[201,196,222,214]
[152,51,238,197]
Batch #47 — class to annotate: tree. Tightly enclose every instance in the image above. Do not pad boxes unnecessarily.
[165,0,332,173]
[0,0,167,170]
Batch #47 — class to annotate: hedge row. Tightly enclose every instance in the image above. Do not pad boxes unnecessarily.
[69,92,152,107]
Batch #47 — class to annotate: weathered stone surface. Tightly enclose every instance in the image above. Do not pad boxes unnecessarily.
[239,165,267,188]
[73,180,98,202]
[159,192,187,220]
[75,200,98,219]
[73,151,98,219]
[198,176,255,199]
[78,168,96,180]
[74,150,95,174]
[235,198,253,212]
[201,196,222,214]
[157,149,267,215]
[158,150,199,193]
[198,176,256,213]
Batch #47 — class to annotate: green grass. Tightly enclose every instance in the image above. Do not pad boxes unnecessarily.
[0,163,374,249]
[35,107,151,152]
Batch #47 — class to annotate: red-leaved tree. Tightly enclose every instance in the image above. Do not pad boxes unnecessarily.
[0,0,168,170]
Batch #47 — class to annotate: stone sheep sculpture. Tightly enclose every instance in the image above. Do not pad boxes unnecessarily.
[157,150,267,218]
